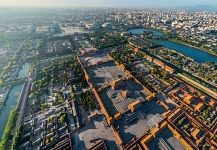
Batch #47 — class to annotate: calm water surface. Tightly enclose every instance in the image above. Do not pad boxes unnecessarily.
[0,84,23,138]
[0,63,30,139]
[128,28,217,63]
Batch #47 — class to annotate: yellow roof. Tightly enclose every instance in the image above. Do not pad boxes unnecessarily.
[128,100,141,108]
[195,102,204,111]
[184,94,193,104]
[191,128,201,139]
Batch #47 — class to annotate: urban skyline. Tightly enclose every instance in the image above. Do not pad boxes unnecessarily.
[0,0,217,8]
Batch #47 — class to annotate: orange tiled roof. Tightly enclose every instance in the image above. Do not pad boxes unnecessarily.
[194,102,205,111]
[191,128,201,139]
[184,94,194,104]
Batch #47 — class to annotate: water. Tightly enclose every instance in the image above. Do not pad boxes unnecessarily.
[128,28,163,36]
[128,28,217,63]
[16,63,30,79]
[0,84,23,138]
[0,63,30,139]
[156,40,217,63]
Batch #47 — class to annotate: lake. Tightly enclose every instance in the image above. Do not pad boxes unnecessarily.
[128,28,217,63]
[156,40,217,63]
[16,63,30,79]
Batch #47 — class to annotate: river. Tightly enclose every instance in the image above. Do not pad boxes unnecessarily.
[0,84,23,138]
[0,63,30,139]
[128,28,217,63]
[16,63,30,79]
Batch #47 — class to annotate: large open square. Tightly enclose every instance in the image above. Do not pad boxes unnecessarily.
[116,100,166,144]
[80,52,126,89]
[147,127,186,150]
[72,113,119,150]
[99,79,148,115]
[87,61,126,89]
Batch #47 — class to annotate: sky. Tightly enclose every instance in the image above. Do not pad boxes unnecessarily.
[0,0,217,8]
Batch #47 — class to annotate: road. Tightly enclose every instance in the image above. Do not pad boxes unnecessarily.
[14,69,34,135]
[16,77,32,129]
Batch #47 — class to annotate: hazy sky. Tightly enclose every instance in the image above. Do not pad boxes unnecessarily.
[0,0,217,8]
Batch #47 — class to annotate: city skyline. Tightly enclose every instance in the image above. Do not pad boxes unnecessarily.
[0,0,217,8]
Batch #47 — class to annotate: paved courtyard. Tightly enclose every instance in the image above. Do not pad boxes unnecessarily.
[72,114,118,150]
[147,127,186,150]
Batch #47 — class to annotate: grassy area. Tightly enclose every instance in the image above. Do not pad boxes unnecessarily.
[0,108,18,150]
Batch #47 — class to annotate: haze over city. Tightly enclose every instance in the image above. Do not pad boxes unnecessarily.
[0,0,217,8]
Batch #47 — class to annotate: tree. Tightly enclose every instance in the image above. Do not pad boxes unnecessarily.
[50,137,54,142]
[29,93,35,100]
[45,139,49,145]
[60,114,65,123]
[69,85,75,97]
[0,108,18,150]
